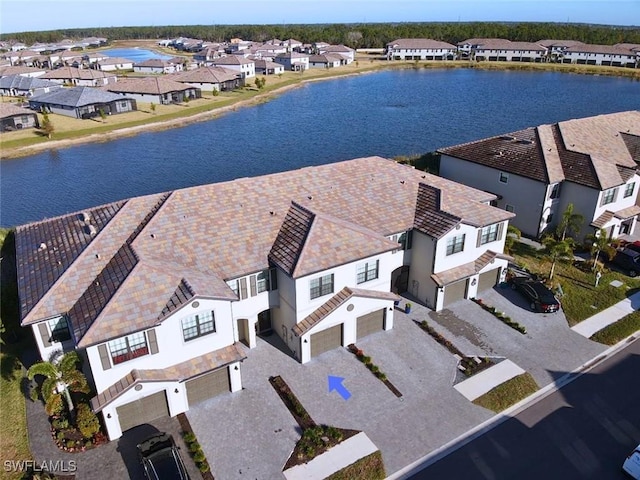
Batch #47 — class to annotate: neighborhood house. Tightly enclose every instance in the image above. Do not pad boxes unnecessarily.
[16,156,513,441]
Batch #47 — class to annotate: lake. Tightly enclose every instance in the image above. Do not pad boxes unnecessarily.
[100,47,172,62]
[1,68,639,227]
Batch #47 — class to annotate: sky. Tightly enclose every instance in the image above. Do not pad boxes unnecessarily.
[1,0,638,34]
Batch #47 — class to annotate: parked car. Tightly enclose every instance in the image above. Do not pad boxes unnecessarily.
[508,274,561,313]
[623,443,640,479]
[137,432,190,480]
[612,248,640,277]
[623,241,640,254]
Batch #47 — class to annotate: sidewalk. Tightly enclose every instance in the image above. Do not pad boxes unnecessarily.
[572,290,640,338]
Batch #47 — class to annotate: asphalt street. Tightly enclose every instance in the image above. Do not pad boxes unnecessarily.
[408,338,640,480]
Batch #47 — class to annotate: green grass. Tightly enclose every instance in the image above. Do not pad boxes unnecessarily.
[472,372,539,413]
[511,241,640,326]
[590,311,640,345]
[325,451,386,480]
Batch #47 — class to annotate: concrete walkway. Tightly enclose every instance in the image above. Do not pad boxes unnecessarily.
[572,291,640,338]
[283,432,378,480]
[454,359,525,401]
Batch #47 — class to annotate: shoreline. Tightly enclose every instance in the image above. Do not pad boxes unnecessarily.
[1,59,637,160]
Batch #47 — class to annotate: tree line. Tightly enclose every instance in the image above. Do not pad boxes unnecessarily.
[3,22,640,49]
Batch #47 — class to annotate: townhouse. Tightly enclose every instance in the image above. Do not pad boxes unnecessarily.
[385,39,457,60]
[472,40,546,62]
[16,156,513,440]
[208,55,256,78]
[562,43,638,67]
[438,111,640,240]
[274,52,309,71]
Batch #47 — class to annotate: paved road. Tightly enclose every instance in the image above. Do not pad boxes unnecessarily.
[408,338,640,480]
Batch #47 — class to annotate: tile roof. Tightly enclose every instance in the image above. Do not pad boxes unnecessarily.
[591,210,614,228]
[431,250,512,286]
[292,286,399,336]
[0,102,37,119]
[476,41,546,51]
[29,86,129,108]
[105,77,193,95]
[0,66,46,76]
[414,184,461,238]
[91,343,246,411]
[308,54,344,63]
[439,111,640,190]
[41,67,111,80]
[536,39,585,48]
[591,205,640,228]
[210,56,254,65]
[566,44,637,55]
[172,66,238,84]
[17,157,512,343]
[0,74,60,91]
[386,38,456,49]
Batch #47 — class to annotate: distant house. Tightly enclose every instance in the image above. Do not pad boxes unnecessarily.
[208,56,255,79]
[29,86,136,119]
[193,46,225,64]
[172,67,241,92]
[94,57,134,71]
[308,54,345,69]
[0,103,39,132]
[537,39,585,62]
[385,39,457,60]
[562,44,637,67]
[472,40,546,62]
[41,67,116,86]
[0,74,62,97]
[274,52,309,71]
[253,59,284,75]
[133,58,184,74]
[318,45,355,64]
[105,77,201,104]
[0,65,47,78]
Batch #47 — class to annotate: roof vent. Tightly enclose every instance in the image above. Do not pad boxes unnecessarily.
[85,224,97,236]
[95,254,100,259]
[80,211,91,222]
[38,242,47,251]
[500,135,516,141]
[517,139,534,145]
[307,195,313,200]
[270,211,275,216]
[400,180,405,184]
[150,233,156,239]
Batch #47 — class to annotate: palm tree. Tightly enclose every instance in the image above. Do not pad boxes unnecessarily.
[504,224,522,255]
[585,228,617,270]
[556,203,584,241]
[542,235,575,280]
[27,350,90,418]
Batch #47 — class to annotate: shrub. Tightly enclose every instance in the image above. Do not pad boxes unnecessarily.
[76,403,100,439]
[189,442,202,453]
[192,450,206,463]
[362,355,372,364]
[198,461,210,473]
[183,432,196,444]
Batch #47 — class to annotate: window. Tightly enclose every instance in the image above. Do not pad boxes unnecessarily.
[601,187,617,206]
[48,316,71,343]
[256,270,269,293]
[479,224,499,244]
[446,234,465,255]
[499,172,509,184]
[549,183,561,199]
[108,332,148,365]
[357,260,379,284]
[310,274,334,299]
[182,311,216,341]
[506,204,515,212]
[398,230,413,250]
[226,279,239,297]
[547,213,554,224]
[624,182,635,198]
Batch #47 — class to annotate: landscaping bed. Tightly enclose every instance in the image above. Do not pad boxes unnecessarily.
[177,413,214,479]
[470,297,527,334]
[325,450,386,480]
[590,311,640,345]
[347,344,402,398]
[472,372,539,412]
[415,320,494,377]
[268,376,360,470]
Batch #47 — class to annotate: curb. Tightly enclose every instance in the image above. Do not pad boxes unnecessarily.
[387,333,639,480]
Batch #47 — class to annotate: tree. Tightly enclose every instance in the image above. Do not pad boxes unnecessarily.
[585,228,616,270]
[28,350,90,419]
[40,111,54,139]
[556,203,584,241]
[542,235,575,280]
[98,108,106,123]
[504,224,522,255]
[150,102,156,114]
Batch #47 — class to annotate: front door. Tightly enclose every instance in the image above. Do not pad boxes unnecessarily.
[257,310,272,335]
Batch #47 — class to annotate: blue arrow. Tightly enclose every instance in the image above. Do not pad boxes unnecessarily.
[328,375,351,400]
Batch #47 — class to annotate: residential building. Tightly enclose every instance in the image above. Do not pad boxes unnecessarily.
[94,57,134,71]
[308,54,344,68]
[438,111,640,240]
[16,156,513,440]
[0,65,47,78]
[318,45,355,64]
[0,102,39,132]
[208,56,255,78]
[385,39,457,60]
[274,52,309,71]
[562,44,637,67]
[472,40,546,62]
[253,59,285,75]
[537,39,585,62]
[29,86,137,119]
[133,58,185,74]
[172,66,241,92]
[40,67,116,87]
[0,74,62,97]
[105,77,201,104]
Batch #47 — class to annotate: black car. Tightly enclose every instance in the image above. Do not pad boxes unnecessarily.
[509,275,561,313]
[613,248,640,277]
[137,432,190,480]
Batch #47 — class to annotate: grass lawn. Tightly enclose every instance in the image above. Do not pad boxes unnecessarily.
[325,451,386,480]
[472,372,539,413]
[590,311,640,345]
[510,241,640,326]
[0,228,33,479]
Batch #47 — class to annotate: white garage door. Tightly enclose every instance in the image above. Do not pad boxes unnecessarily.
[116,390,169,433]
[310,324,343,358]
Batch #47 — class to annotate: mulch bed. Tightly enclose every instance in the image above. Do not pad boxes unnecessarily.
[177,413,215,480]
[346,344,403,398]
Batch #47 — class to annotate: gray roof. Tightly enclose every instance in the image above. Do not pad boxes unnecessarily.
[0,102,38,119]
[29,86,131,108]
[0,74,60,91]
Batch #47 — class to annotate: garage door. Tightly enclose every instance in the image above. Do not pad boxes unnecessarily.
[116,390,169,433]
[186,368,231,406]
[356,309,385,340]
[478,268,500,292]
[310,324,343,358]
[443,279,468,307]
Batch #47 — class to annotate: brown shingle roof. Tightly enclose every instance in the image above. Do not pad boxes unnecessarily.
[292,287,399,336]
[386,38,456,49]
[91,343,246,411]
[431,251,513,286]
[172,66,238,84]
[0,103,36,119]
[106,77,192,95]
[414,184,461,238]
[41,67,111,80]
